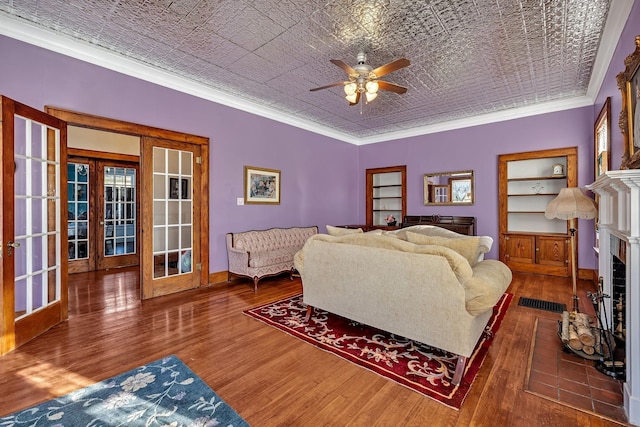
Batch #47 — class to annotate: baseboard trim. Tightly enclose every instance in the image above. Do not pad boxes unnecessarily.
[209,271,228,285]
[211,268,597,285]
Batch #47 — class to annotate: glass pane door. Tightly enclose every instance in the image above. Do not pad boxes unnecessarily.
[104,166,136,257]
[67,162,89,261]
[141,137,202,300]
[14,115,61,320]
[152,147,192,278]
[1,95,68,355]
[97,161,139,270]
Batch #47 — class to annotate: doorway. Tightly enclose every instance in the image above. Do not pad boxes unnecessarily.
[46,106,210,300]
[67,157,140,273]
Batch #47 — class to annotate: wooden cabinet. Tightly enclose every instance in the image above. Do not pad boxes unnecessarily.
[366,166,406,227]
[498,147,577,276]
[503,234,569,275]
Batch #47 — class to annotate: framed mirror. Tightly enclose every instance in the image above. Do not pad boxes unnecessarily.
[423,170,474,205]
[618,35,640,169]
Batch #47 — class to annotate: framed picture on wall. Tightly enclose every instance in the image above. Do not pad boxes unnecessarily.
[594,97,611,179]
[244,166,281,204]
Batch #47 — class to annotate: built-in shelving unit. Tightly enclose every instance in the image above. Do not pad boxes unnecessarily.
[499,147,577,277]
[366,165,406,227]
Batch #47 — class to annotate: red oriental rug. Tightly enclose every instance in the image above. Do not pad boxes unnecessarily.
[243,292,513,410]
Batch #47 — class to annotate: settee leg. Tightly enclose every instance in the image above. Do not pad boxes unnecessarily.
[452,356,467,386]
[252,277,259,292]
[304,305,313,322]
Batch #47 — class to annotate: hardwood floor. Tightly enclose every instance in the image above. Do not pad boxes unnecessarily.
[0,268,630,426]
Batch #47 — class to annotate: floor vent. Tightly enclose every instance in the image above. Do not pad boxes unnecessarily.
[518,297,566,313]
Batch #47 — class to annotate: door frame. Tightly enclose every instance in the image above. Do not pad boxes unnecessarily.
[67,157,141,273]
[45,107,210,296]
[96,159,141,270]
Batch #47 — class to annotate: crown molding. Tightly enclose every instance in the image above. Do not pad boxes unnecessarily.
[586,0,634,99]
[352,96,595,145]
[0,13,355,143]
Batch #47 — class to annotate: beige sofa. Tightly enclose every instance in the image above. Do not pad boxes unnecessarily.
[294,226,512,385]
[226,226,318,291]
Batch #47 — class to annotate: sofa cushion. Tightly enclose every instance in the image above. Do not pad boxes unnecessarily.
[326,225,363,236]
[405,232,488,266]
[249,247,298,268]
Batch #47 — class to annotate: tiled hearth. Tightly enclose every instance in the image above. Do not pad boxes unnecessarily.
[526,317,626,423]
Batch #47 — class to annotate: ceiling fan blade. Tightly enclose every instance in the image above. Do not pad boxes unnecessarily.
[309,81,349,92]
[371,58,410,78]
[330,59,357,75]
[378,80,408,94]
[349,91,361,106]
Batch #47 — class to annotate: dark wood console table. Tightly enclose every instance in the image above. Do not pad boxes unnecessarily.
[401,215,476,236]
[339,224,399,232]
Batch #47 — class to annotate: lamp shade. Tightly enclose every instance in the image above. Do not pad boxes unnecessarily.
[344,82,357,96]
[544,187,598,220]
[365,80,379,94]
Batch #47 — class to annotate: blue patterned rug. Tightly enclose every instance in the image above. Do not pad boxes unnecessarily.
[0,355,249,426]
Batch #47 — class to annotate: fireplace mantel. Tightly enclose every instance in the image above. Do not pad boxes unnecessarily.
[588,170,640,425]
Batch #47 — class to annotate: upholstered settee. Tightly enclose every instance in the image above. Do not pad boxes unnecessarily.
[226,226,318,291]
[294,227,512,385]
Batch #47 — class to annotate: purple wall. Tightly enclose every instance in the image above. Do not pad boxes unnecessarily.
[0,36,359,273]
[1,0,638,274]
[358,108,594,264]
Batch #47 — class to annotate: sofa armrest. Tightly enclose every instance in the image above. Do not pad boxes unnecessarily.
[463,260,513,315]
[226,232,251,273]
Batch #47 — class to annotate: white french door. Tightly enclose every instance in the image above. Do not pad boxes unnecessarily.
[1,96,68,355]
[141,137,202,299]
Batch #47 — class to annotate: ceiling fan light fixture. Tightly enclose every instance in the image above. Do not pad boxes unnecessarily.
[344,82,357,96]
[311,54,409,106]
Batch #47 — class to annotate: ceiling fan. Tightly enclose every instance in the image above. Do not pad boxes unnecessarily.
[310,52,410,105]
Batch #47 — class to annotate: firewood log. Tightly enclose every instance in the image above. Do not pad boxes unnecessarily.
[574,313,595,347]
[582,345,595,355]
[574,312,592,326]
[568,325,583,351]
